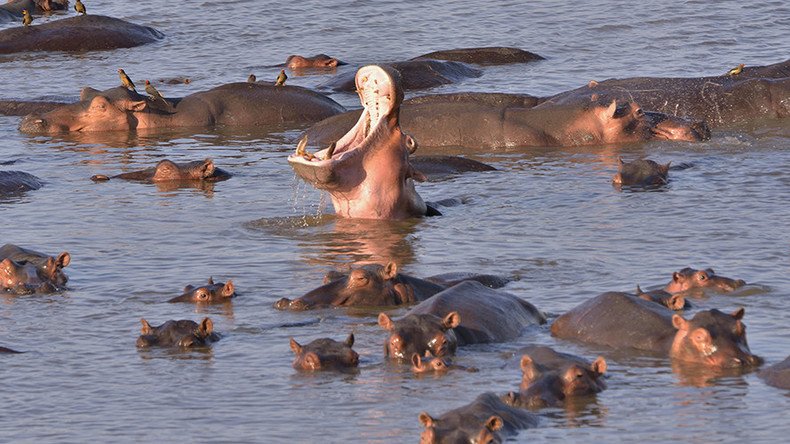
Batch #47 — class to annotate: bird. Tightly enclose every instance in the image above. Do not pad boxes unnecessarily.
[727,64,745,76]
[118,69,136,91]
[247,74,256,83]
[275,69,287,86]
[144,80,167,104]
[74,0,87,15]
[22,9,33,27]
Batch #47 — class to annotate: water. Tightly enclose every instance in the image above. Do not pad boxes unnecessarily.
[2,1,789,442]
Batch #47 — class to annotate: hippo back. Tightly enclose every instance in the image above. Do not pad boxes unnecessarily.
[425,392,538,440]
[759,356,790,390]
[410,281,545,345]
[551,291,676,354]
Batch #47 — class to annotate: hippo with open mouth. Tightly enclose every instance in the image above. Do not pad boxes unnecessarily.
[288,65,429,219]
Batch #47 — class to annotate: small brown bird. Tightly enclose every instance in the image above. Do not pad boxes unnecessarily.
[727,64,745,76]
[247,74,256,83]
[118,69,136,91]
[74,0,87,15]
[275,69,287,86]
[22,9,33,27]
[144,80,167,104]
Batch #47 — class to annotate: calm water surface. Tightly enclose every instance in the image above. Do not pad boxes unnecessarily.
[1,1,789,442]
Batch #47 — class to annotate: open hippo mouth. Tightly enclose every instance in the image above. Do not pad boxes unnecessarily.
[288,65,428,219]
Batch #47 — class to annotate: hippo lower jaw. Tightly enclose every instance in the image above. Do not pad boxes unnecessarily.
[288,65,427,219]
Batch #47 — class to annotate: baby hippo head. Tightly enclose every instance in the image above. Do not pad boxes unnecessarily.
[378,312,460,360]
[289,333,359,371]
[0,258,56,294]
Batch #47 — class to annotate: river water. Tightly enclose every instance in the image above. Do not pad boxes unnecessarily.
[1,1,789,442]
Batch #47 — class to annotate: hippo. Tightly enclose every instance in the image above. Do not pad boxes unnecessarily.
[664,267,746,295]
[168,278,235,304]
[378,281,546,360]
[0,0,67,21]
[612,158,670,187]
[0,171,43,195]
[274,262,445,310]
[411,352,478,374]
[1,345,22,353]
[318,60,482,92]
[289,333,359,371]
[0,15,164,54]
[0,258,56,294]
[0,100,69,117]
[136,318,219,348]
[19,83,345,134]
[0,243,70,288]
[542,59,790,128]
[411,46,545,65]
[288,65,429,219]
[419,392,538,444]
[409,156,496,182]
[286,54,345,70]
[503,346,607,409]
[90,159,231,184]
[301,92,709,151]
[635,285,687,311]
[550,292,761,368]
[758,356,790,390]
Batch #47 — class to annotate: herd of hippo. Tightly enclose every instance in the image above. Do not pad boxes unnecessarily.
[2,3,790,442]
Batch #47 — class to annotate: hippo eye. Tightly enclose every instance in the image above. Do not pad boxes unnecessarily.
[635,108,644,117]
[698,273,707,281]
[196,290,209,300]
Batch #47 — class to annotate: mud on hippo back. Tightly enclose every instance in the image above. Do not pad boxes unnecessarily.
[19,83,345,134]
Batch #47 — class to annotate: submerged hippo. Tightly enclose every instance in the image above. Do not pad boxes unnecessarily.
[551,292,761,368]
[286,54,345,70]
[274,262,445,310]
[419,392,538,444]
[1,345,22,353]
[288,65,429,219]
[319,60,482,92]
[635,285,687,311]
[759,356,790,390]
[378,281,546,360]
[136,318,219,348]
[612,158,670,187]
[0,0,67,21]
[411,352,478,374]
[0,243,70,290]
[19,83,345,134]
[289,333,359,371]
[0,171,43,195]
[411,46,545,65]
[302,92,709,150]
[0,15,164,54]
[543,59,790,128]
[168,278,235,304]
[664,267,746,295]
[503,346,607,409]
[90,159,231,184]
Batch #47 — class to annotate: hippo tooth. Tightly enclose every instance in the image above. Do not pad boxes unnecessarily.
[324,142,336,160]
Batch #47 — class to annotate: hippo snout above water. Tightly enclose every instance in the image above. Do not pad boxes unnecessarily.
[664,267,746,295]
[290,333,359,371]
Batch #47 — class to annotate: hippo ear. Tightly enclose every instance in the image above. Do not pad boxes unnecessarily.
[672,272,681,283]
[222,280,235,298]
[80,87,102,101]
[125,100,148,112]
[56,252,71,269]
[183,285,195,293]
[669,294,686,311]
[289,338,302,355]
[484,416,504,432]
[140,319,152,335]
[378,313,394,330]
[345,333,355,347]
[200,159,215,178]
[412,353,423,370]
[442,312,461,329]
[383,262,398,279]
[662,162,671,174]
[404,134,418,154]
[591,356,608,375]
[520,355,539,382]
[418,412,436,428]
[304,352,321,370]
[672,314,689,331]
[731,307,745,320]
[199,317,213,335]
[207,277,214,285]
[618,157,625,166]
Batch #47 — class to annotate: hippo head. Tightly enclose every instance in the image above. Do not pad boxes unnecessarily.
[286,54,344,70]
[635,286,687,311]
[411,352,452,374]
[289,333,359,371]
[275,262,416,310]
[0,258,56,294]
[378,311,459,360]
[168,278,235,304]
[419,412,505,444]
[612,158,670,187]
[670,308,761,368]
[518,354,607,397]
[288,65,428,219]
[136,318,217,348]
[36,252,71,288]
[18,87,161,134]
[151,159,220,182]
[665,267,746,294]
